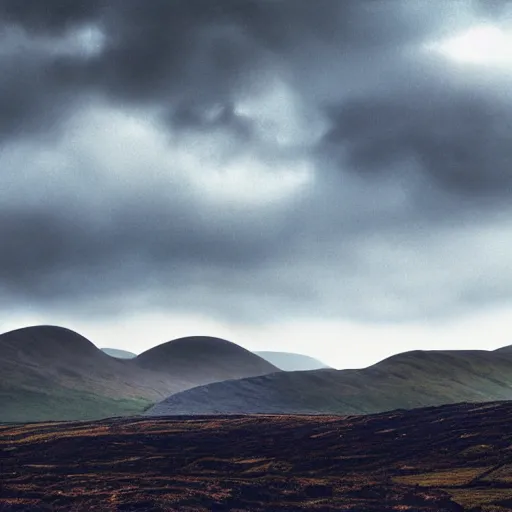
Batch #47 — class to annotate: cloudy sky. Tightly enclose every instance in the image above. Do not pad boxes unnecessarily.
[1,0,512,368]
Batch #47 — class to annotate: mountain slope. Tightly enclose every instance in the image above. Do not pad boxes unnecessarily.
[495,344,512,353]
[0,326,154,422]
[147,348,512,416]
[135,336,278,381]
[0,326,279,422]
[255,351,331,371]
[101,348,137,358]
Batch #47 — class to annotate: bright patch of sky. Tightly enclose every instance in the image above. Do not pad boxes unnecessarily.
[425,23,512,68]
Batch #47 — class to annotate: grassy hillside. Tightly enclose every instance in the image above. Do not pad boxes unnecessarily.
[0,326,279,422]
[254,351,331,371]
[0,385,151,423]
[147,348,512,416]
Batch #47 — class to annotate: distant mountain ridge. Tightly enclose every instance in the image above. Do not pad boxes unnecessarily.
[254,351,331,371]
[101,348,137,359]
[147,346,512,417]
[0,325,279,422]
[99,347,331,370]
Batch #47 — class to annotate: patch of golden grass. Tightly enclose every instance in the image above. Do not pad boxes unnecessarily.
[1,424,111,445]
[91,456,144,465]
[444,487,512,508]
[482,464,512,483]
[459,432,478,439]
[24,464,57,468]
[310,430,337,439]
[394,467,487,486]
[334,454,374,460]
[459,444,494,456]
[234,457,269,464]
[2,499,42,506]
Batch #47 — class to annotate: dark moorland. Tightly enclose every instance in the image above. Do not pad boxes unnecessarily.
[2,401,512,511]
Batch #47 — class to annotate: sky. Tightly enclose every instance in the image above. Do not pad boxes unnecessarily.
[1,0,512,369]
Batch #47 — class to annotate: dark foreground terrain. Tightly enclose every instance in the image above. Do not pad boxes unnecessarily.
[1,402,512,511]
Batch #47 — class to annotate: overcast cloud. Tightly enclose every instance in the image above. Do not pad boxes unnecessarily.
[1,0,512,364]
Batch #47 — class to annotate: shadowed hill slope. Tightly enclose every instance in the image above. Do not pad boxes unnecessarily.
[101,348,137,359]
[495,344,512,353]
[135,336,278,381]
[255,350,331,371]
[147,348,512,416]
[0,326,279,422]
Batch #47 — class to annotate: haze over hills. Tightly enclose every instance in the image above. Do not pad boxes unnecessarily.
[101,348,137,359]
[147,346,512,417]
[0,326,279,422]
[102,347,331,370]
[255,351,331,371]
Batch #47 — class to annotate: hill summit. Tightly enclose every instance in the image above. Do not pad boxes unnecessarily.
[0,326,279,422]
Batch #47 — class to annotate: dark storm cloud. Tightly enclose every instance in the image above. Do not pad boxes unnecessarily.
[0,198,288,297]
[0,51,76,142]
[0,0,438,139]
[0,0,102,33]
[0,0,263,141]
[1,0,512,324]
[0,0,101,142]
[79,0,444,112]
[322,89,512,196]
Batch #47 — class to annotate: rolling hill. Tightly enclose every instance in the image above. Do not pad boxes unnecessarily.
[495,344,512,353]
[101,348,137,358]
[0,326,279,422]
[135,335,278,381]
[255,350,331,371]
[147,347,512,416]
